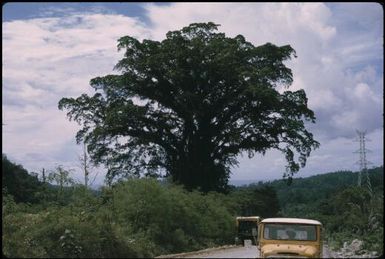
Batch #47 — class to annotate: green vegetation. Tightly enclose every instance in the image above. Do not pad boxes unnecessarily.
[2,155,279,258]
[2,154,43,203]
[58,22,318,192]
[3,157,383,257]
[253,166,384,254]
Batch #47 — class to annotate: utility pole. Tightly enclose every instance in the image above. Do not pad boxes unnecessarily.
[354,130,372,194]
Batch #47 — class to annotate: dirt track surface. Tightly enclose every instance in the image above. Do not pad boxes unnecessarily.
[158,244,335,258]
[180,245,258,258]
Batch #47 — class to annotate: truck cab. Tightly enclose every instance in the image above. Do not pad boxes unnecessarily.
[235,216,261,245]
[257,218,323,258]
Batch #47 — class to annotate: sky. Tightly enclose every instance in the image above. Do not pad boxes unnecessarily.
[2,2,383,187]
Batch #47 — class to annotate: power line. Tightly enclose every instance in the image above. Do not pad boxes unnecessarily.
[353,130,373,194]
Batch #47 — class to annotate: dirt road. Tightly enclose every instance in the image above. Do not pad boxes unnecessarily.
[160,244,335,258]
[182,245,258,258]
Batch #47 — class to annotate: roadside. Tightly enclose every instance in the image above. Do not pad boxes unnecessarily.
[325,240,380,258]
[156,245,258,258]
[157,240,381,258]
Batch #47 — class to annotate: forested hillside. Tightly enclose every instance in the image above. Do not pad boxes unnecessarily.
[2,155,44,203]
[2,155,278,257]
[2,154,383,257]
[262,167,383,204]
[252,166,384,253]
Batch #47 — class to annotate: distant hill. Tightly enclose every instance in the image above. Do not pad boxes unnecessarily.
[2,154,44,203]
[253,166,383,254]
[240,166,383,217]
[229,179,260,186]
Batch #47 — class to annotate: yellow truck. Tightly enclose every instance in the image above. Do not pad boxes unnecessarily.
[235,216,261,245]
[257,218,323,258]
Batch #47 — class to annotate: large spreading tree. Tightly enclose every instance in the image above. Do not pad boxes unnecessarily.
[59,22,319,192]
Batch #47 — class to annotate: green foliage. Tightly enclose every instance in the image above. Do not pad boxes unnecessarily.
[2,188,18,215]
[4,151,381,257]
[2,154,43,203]
[228,185,280,218]
[47,165,76,189]
[2,155,81,207]
[111,178,234,253]
[257,166,384,255]
[58,22,319,192]
[324,186,383,254]
[2,184,152,258]
[46,165,77,205]
[2,178,243,258]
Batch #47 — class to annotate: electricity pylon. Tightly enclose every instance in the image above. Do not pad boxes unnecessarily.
[353,130,373,194]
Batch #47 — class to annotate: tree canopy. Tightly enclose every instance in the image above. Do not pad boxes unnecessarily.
[59,22,319,192]
[2,154,43,203]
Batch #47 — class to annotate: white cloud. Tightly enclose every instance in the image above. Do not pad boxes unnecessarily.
[2,3,383,185]
[145,3,381,107]
[144,2,382,177]
[3,13,152,183]
[234,128,383,182]
[2,13,153,104]
[145,3,336,48]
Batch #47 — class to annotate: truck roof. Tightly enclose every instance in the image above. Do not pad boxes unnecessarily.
[261,217,322,225]
[236,216,261,221]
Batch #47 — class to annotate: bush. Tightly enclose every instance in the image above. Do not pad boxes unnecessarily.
[111,178,235,254]
[3,178,237,258]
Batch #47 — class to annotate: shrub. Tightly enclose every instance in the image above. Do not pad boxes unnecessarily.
[111,178,235,254]
[3,179,237,257]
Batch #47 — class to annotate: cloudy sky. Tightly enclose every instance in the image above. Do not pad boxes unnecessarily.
[2,2,383,186]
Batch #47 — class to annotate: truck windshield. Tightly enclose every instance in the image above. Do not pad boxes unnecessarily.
[263,224,317,241]
[238,221,257,234]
